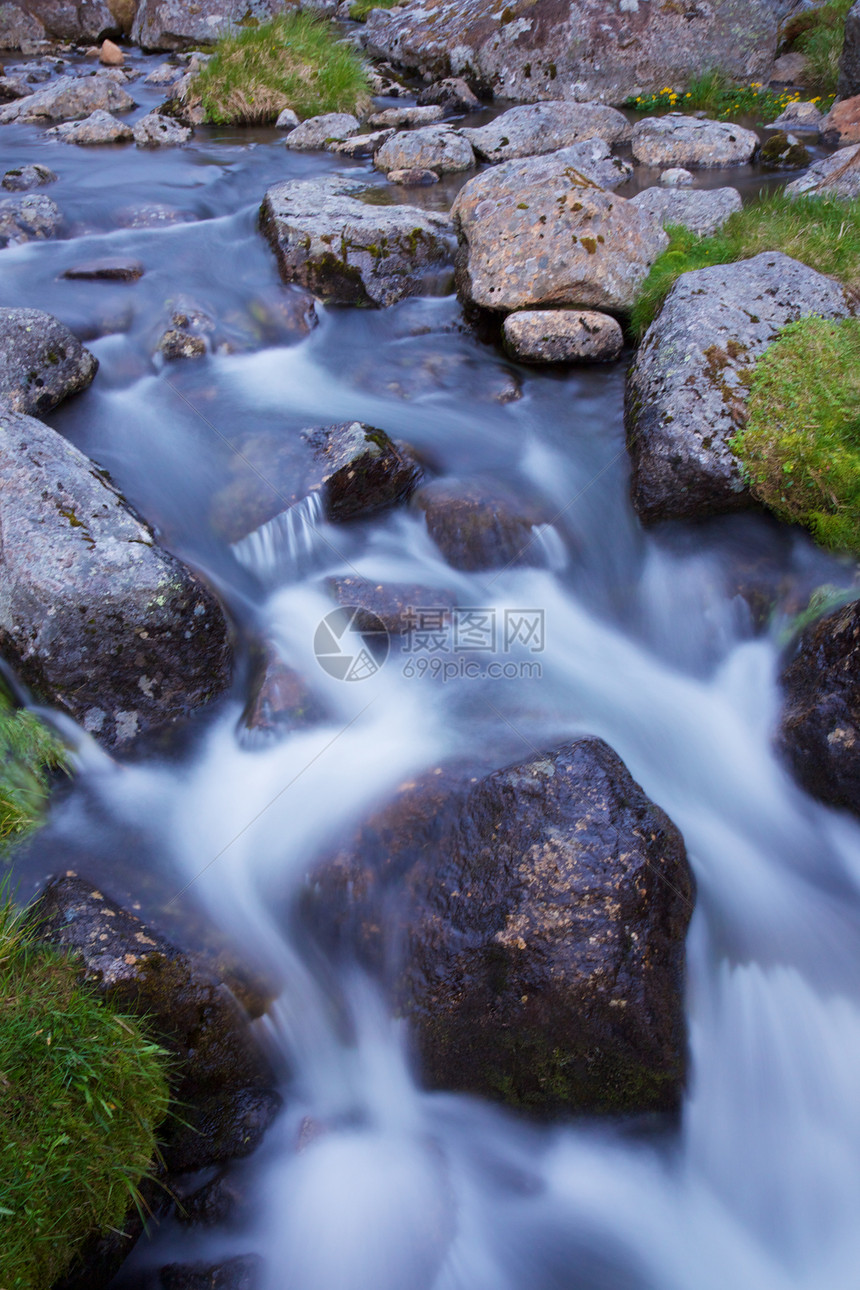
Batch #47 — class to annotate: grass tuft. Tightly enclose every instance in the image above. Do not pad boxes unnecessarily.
[195,10,372,126]
[0,694,67,851]
[731,317,860,554]
[0,895,170,1289]
[349,0,399,20]
[630,191,860,339]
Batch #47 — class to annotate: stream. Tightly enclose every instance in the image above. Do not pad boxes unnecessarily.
[4,50,860,1290]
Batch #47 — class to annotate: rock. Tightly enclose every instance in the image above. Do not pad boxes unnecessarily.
[275,105,299,130]
[451,145,663,316]
[626,252,856,525]
[414,477,548,571]
[0,410,232,745]
[2,160,56,190]
[284,110,361,150]
[769,50,808,84]
[0,190,60,243]
[157,327,207,359]
[176,1172,246,1228]
[368,103,444,127]
[838,0,860,99]
[243,645,326,737]
[629,185,742,236]
[822,94,860,145]
[328,126,393,156]
[778,598,860,817]
[309,738,693,1113]
[165,1088,282,1172]
[770,99,825,133]
[99,36,122,64]
[0,307,96,414]
[0,72,134,122]
[416,75,480,113]
[328,576,456,636]
[0,0,115,46]
[387,166,439,186]
[631,115,758,167]
[115,200,194,227]
[0,3,45,51]
[132,0,280,51]
[374,122,475,174]
[0,73,30,99]
[259,174,455,308]
[62,256,144,280]
[759,130,809,166]
[785,142,860,198]
[159,1256,263,1290]
[659,167,693,186]
[503,309,623,364]
[47,107,133,143]
[133,109,191,146]
[144,60,185,86]
[461,101,631,164]
[362,0,786,106]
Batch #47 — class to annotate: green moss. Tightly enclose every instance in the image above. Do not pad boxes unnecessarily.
[0,694,67,852]
[195,10,371,126]
[0,897,169,1289]
[631,192,860,339]
[789,0,854,94]
[731,316,860,554]
[348,0,398,19]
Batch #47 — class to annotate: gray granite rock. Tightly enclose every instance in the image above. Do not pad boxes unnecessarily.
[630,185,741,236]
[503,309,623,363]
[47,107,133,143]
[631,115,758,167]
[284,111,361,150]
[0,307,96,414]
[375,123,475,174]
[838,0,860,98]
[133,109,191,146]
[2,161,56,190]
[0,73,134,122]
[785,143,860,198]
[461,101,631,164]
[0,191,61,243]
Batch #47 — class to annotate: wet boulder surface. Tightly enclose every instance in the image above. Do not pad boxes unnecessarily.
[414,476,549,572]
[308,739,694,1114]
[0,307,97,413]
[0,190,62,243]
[779,600,860,817]
[0,410,231,747]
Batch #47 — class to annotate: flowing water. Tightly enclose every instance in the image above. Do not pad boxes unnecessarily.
[4,51,860,1290]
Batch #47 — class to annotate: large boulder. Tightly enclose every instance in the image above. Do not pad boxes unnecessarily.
[0,2,45,49]
[308,739,693,1113]
[778,599,860,817]
[0,0,116,46]
[631,115,758,167]
[626,253,856,525]
[0,409,231,747]
[0,191,61,244]
[0,307,97,415]
[259,175,455,308]
[629,185,741,237]
[362,0,787,106]
[132,0,278,51]
[461,100,631,163]
[838,0,860,99]
[0,73,134,122]
[374,124,475,175]
[785,143,860,199]
[451,145,663,315]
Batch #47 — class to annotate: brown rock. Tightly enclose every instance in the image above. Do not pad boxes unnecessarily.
[328,576,457,635]
[99,36,123,64]
[414,477,548,572]
[503,309,623,364]
[822,94,860,145]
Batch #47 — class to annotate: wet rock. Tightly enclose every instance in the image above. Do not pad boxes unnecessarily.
[133,0,280,51]
[0,72,134,121]
[0,410,232,745]
[822,94,860,145]
[352,343,521,403]
[115,200,194,227]
[658,167,693,186]
[0,307,96,414]
[2,160,55,190]
[62,256,144,280]
[0,73,30,99]
[157,327,207,359]
[779,598,860,817]
[0,189,60,243]
[329,126,394,157]
[243,644,327,736]
[416,75,480,113]
[632,115,758,168]
[759,129,809,166]
[328,576,456,635]
[99,35,123,64]
[785,142,860,199]
[362,0,785,106]
[275,105,299,130]
[165,1088,282,1172]
[451,145,662,316]
[838,0,860,99]
[368,103,444,128]
[259,174,454,308]
[133,109,191,145]
[503,309,623,364]
[461,101,631,165]
[414,477,548,572]
[144,60,184,85]
[284,110,361,150]
[159,1256,263,1290]
[47,107,133,142]
[176,1171,246,1228]
[626,252,856,525]
[388,166,439,186]
[374,123,475,175]
[629,185,742,236]
[770,99,825,134]
[310,738,693,1113]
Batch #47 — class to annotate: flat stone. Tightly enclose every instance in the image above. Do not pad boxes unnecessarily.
[368,103,444,127]
[374,123,475,175]
[630,185,742,236]
[2,161,56,190]
[284,111,361,150]
[328,576,456,636]
[47,107,133,143]
[328,126,393,157]
[461,101,631,164]
[259,173,454,308]
[0,191,62,245]
[0,307,96,414]
[626,252,856,524]
[0,73,134,122]
[659,167,693,186]
[770,51,808,84]
[503,309,623,364]
[785,143,860,199]
[133,109,191,146]
[387,166,439,186]
[62,257,144,281]
[631,115,759,167]
[451,144,662,315]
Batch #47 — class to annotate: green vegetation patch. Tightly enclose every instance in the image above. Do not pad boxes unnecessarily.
[785,0,854,94]
[631,192,860,339]
[195,11,371,126]
[348,0,399,20]
[626,69,832,122]
[731,317,860,554]
[0,897,169,1290]
[0,694,66,851]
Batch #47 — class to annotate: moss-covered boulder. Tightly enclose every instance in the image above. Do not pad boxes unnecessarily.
[306,739,694,1115]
